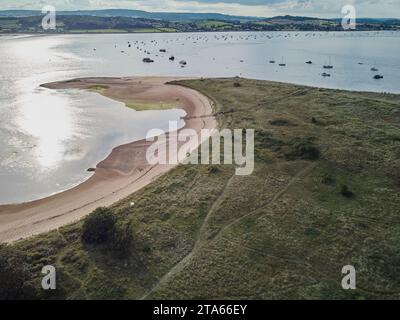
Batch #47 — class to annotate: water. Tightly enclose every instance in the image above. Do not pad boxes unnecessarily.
[0,31,399,204]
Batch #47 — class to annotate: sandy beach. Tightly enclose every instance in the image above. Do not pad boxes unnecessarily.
[0,77,217,243]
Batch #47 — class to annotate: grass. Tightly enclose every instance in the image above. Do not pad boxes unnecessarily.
[87,85,109,95]
[124,101,179,111]
[5,78,400,300]
[86,85,178,111]
[199,20,234,30]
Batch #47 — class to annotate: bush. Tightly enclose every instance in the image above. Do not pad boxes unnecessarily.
[81,207,117,244]
[0,245,34,300]
[269,119,292,126]
[109,222,133,256]
[321,174,335,185]
[311,117,317,124]
[207,165,220,174]
[82,208,134,257]
[285,139,320,161]
[340,185,355,198]
[233,82,241,87]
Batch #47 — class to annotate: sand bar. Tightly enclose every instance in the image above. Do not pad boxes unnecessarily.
[0,77,217,243]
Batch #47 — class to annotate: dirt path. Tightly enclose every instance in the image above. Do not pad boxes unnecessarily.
[140,173,236,300]
[140,162,318,299]
[214,162,318,240]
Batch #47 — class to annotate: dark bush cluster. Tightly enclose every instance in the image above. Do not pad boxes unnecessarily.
[340,185,355,198]
[207,165,221,174]
[82,207,117,244]
[109,222,133,256]
[82,207,133,256]
[285,139,321,161]
[269,119,293,126]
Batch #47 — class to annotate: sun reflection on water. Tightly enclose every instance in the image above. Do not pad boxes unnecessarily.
[16,90,75,170]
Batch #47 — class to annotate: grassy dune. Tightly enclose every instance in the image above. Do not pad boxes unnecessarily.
[87,84,178,111]
[3,78,400,300]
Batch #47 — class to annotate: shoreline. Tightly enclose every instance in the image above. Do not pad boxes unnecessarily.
[0,76,217,243]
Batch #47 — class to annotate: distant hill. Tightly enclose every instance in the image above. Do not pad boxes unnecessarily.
[262,15,400,25]
[1,10,398,25]
[266,15,329,22]
[0,9,262,22]
[262,15,335,25]
[1,11,399,33]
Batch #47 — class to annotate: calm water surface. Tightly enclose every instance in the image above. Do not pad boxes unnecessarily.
[0,31,399,204]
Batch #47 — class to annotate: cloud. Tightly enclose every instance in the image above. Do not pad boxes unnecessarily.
[0,0,399,18]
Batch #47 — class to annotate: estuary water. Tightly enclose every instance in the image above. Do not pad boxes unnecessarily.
[0,31,399,204]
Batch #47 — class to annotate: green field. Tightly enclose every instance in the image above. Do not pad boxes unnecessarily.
[1,78,400,300]
[199,20,235,30]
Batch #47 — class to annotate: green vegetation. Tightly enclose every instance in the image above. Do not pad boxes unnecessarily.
[82,207,134,258]
[124,101,178,111]
[87,85,109,94]
[81,207,117,244]
[2,78,400,300]
[0,245,34,300]
[1,15,399,33]
[86,85,178,112]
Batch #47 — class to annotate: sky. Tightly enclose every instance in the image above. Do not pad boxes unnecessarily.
[0,0,399,18]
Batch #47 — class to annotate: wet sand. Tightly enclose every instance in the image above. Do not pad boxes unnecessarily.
[0,77,217,243]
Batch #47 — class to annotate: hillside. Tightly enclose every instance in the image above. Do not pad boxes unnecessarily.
[1,78,400,300]
[0,9,260,22]
[1,11,399,33]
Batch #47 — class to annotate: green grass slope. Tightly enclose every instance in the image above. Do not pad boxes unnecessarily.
[2,78,400,300]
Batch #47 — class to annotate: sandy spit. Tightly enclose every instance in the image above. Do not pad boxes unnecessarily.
[0,77,217,243]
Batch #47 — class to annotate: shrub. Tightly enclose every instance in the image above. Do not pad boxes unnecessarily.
[0,245,34,300]
[269,119,292,126]
[321,174,335,185]
[311,117,317,124]
[81,207,117,244]
[233,82,241,87]
[207,165,220,174]
[285,139,320,161]
[340,185,355,198]
[109,222,133,256]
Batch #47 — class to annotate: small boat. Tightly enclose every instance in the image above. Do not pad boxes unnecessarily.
[322,72,331,77]
[373,74,383,79]
[279,57,286,67]
[142,58,154,63]
[169,56,175,61]
[159,49,166,53]
[323,56,333,69]
[179,60,187,66]
[269,60,275,64]
[371,67,379,72]
[305,61,313,64]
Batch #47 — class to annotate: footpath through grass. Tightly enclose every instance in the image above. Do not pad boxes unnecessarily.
[2,78,400,300]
